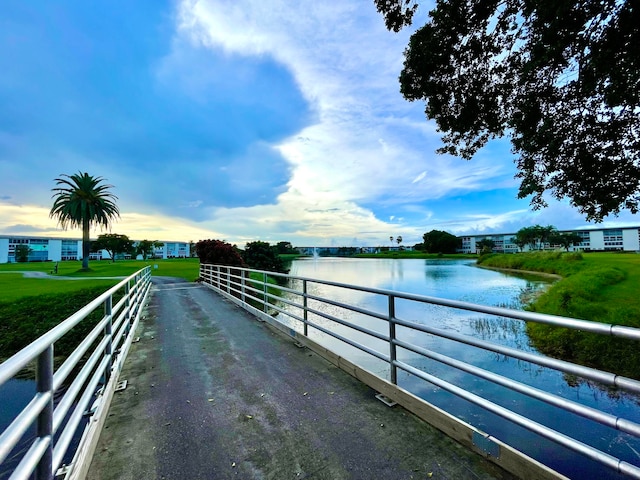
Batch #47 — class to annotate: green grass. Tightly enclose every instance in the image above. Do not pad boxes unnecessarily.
[0,274,119,303]
[0,286,113,360]
[478,251,640,378]
[0,258,201,361]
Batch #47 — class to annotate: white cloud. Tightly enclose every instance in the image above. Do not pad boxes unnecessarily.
[172,0,517,245]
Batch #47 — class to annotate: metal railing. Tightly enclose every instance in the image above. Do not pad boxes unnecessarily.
[200,264,640,479]
[0,266,151,480]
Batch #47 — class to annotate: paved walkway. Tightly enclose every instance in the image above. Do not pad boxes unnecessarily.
[87,277,516,480]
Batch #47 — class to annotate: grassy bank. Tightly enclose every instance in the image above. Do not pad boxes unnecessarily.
[0,258,288,358]
[478,252,640,378]
[0,286,115,360]
[0,258,200,360]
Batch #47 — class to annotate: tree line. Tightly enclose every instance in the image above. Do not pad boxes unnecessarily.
[415,226,582,254]
[194,239,293,276]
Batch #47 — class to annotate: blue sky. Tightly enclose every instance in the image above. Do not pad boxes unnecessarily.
[1,0,637,247]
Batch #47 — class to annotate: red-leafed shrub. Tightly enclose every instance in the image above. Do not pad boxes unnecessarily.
[195,239,246,267]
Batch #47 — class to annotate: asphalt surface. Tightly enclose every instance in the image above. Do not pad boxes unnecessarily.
[87,277,516,480]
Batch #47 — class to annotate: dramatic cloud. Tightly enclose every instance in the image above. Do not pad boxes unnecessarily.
[0,0,635,246]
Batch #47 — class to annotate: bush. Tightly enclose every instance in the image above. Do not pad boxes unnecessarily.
[195,239,246,266]
[242,241,288,274]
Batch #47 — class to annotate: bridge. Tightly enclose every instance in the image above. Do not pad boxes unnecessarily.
[1,265,640,479]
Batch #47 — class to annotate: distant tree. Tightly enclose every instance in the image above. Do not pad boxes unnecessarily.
[242,241,288,274]
[375,0,640,221]
[50,172,119,270]
[189,240,196,257]
[512,236,526,253]
[136,240,154,260]
[422,230,460,254]
[14,244,32,263]
[413,242,425,251]
[476,238,495,254]
[538,225,558,247]
[276,241,296,254]
[389,236,394,246]
[195,239,246,267]
[549,232,583,251]
[152,241,165,258]
[92,233,133,262]
[396,236,403,246]
[515,225,557,251]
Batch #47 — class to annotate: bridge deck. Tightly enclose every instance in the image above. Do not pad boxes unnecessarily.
[87,277,516,480]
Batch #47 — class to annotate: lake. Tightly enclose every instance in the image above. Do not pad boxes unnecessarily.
[281,257,640,479]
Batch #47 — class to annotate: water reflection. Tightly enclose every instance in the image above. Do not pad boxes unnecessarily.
[281,257,640,479]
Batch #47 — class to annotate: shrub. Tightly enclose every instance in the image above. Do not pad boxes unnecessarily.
[195,239,246,266]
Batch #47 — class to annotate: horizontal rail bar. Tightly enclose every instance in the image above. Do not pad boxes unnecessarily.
[201,263,640,479]
[208,265,640,340]
[394,338,640,438]
[0,269,149,385]
[396,360,640,480]
[53,336,109,433]
[0,392,51,465]
[393,316,640,395]
[8,436,51,480]
[53,356,109,470]
[0,266,150,480]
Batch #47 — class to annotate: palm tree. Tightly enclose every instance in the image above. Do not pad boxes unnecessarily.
[50,172,120,270]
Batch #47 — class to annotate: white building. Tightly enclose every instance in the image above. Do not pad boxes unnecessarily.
[0,235,190,263]
[459,226,640,254]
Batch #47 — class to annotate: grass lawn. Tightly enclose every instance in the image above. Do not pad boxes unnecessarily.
[0,258,201,303]
[582,252,640,311]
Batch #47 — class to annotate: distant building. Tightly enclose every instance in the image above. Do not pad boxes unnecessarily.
[0,235,190,263]
[296,246,412,256]
[459,226,640,254]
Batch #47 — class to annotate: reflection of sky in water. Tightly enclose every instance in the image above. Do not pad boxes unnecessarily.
[280,258,640,479]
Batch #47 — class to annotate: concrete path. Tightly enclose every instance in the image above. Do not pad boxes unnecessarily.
[87,277,516,480]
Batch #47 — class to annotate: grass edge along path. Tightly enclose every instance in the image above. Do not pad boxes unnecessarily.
[478,251,640,379]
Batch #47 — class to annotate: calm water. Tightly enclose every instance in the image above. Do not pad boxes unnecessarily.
[281,257,640,479]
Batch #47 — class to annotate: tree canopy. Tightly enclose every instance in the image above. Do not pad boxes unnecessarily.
[195,239,246,267]
[92,233,133,262]
[376,0,640,221]
[476,238,495,254]
[422,229,460,253]
[515,225,557,250]
[14,244,32,263]
[242,241,289,274]
[50,172,120,270]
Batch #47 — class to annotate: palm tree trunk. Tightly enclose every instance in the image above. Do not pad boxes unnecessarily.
[82,218,90,270]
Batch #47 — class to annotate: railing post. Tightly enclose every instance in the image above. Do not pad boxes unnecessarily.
[103,295,113,384]
[36,345,53,480]
[303,280,308,337]
[124,281,131,335]
[241,270,246,304]
[263,272,268,312]
[388,295,397,385]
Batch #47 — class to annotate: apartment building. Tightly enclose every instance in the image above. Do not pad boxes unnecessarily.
[459,226,640,254]
[0,235,190,263]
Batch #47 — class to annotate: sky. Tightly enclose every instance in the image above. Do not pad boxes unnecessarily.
[1,0,638,248]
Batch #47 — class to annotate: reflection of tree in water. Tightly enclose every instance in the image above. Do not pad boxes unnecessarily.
[563,373,640,406]
[519,281,549,306]
[423,264,453,280]
[469,316,530,351]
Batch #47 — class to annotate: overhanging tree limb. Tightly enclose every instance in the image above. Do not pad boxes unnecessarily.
[377,0,640,221]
